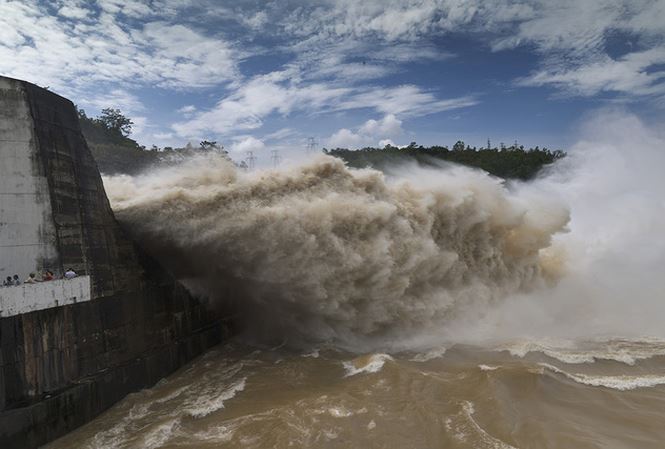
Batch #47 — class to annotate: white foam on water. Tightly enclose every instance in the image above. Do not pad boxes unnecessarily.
[192,424,236,443]
[479,364,500,371]
[328,406,354,418]
[342,354,393,377]
[185,377,247,418]
[539,363,665,390]
[152,385,191,405]
[142,418,181,449]
[409,346,447,362]
[302,349,320,358]
[461,401,518,449]
[447,401,517,449]
[496,338,665,366]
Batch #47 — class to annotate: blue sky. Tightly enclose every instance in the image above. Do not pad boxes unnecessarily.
[1,0,664,165]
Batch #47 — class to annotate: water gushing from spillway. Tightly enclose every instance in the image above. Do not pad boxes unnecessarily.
[103,109,665,351]
[104,152,568,349]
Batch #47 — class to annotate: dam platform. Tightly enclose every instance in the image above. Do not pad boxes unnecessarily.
[0,76,230,448]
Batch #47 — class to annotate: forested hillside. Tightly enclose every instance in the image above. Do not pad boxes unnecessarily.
[326,142,565,180]
[78,108,160,175]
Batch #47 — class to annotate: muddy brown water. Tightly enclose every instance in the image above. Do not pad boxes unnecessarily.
[45,338,665,449]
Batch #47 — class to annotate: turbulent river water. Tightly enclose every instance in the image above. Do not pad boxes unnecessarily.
[47,111,665,448]
[46,338,665,449]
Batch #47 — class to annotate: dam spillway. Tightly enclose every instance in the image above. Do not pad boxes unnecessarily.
[0,76,230,448]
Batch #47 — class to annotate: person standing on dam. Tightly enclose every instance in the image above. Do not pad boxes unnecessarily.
[24,273,39,284]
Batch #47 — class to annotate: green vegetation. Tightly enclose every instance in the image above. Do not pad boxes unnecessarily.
[78,108,159,174]
[325,141,565,180]
[77,108,229,175]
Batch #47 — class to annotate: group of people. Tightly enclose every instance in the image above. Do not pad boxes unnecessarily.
[1,268,77,287]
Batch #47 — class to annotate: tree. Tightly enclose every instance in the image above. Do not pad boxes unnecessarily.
[97,108,133,136]
[199,140,219,151]
[453,140,466,151]
[76,106,87,120]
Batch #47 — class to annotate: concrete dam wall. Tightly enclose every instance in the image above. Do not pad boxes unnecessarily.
[0,76,230,448]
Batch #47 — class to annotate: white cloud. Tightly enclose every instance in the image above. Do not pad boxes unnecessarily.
[130,116,148,139]
[359,114,403,136]
[337,85,478,116]
[328,128,366,149]
[327,114,404,149]
[177,105,198,118]
[486,0,665,100]
[97,0,156,18]
[519,48,665,98]
[173,69,474,139]
[0,1,240,97]
[273,0,665,102]
[82,88,144,115]
[171,72,353,137]
[58,4,90,20]
[230,136,266,154]
[264,128,296,141]
[178,105,197,114]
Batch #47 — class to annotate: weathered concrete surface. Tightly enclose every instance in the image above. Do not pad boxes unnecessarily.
[0,276,91,317]
[0,76,230,448]
[0,77,59,280]
[0,276,228,448]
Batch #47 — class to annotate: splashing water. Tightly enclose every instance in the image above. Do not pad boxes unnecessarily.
[105,153,568,348]
[104,109,665,350]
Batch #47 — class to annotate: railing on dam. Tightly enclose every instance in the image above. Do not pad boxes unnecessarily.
[0,276,91,317]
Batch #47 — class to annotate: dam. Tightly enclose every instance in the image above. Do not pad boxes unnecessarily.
[0,76,230,448]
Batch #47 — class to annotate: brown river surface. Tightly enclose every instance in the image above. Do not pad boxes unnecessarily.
[45,337,665,449]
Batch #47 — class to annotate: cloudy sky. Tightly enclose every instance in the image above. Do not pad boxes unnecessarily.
[1,0,664,164]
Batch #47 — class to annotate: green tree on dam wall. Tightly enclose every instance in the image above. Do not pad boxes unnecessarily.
[77,108,565,179]
[326,142,565,180]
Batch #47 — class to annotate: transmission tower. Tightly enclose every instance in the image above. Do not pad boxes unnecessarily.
[306,137,318,154]
[246,151,257,170]
[270,149,282,167]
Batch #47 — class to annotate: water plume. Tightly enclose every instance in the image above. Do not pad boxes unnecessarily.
[104,154,568,348]
[449,109,665,343]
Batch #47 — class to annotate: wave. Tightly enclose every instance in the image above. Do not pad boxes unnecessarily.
[445,401,517,449]
[497,338,665,365]
[343,354,393,376]
[539,363,665,390]
[185,377,246,418]
[409,346,447,362]
[479,364,500,371]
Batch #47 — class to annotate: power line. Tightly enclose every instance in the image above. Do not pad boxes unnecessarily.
[270,149,281,167]
[306,137,317,154]
[246,151,257,170]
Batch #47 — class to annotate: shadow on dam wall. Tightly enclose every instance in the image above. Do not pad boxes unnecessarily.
[0,76,232,448]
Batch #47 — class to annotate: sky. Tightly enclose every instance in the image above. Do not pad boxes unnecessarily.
[1,0,664,165]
